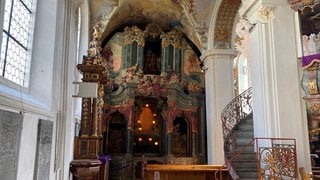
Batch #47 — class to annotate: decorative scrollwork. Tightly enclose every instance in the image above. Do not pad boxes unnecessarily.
[260,144,296,179]
[124,26,145,46]
[161,30,182,49]
[221,87,252,139]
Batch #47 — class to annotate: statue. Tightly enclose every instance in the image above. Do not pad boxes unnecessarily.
[86,25,103,65]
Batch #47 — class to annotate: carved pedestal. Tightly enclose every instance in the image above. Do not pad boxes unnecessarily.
[304,95,320,140]
[70,159,102,180]
[71,26,107,180]
[303,61,320,140]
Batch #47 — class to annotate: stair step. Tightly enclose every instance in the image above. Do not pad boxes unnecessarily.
[236,169,258,174]
[232,153,256,160]
[232,161,257,167]
[237,124,253,131]
[235,145,254,152]
[236,138,254,145]
[233,131,254,138]
[228,113,257,179]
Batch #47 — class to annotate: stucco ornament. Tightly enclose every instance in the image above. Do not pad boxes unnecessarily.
[73,0,84,8]
[235,18,252,58]
[256,6,275,24]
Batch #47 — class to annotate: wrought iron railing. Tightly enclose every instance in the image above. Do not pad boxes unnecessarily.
[221,87,252,139]
[217,87,298,179]
[215,138,298,179]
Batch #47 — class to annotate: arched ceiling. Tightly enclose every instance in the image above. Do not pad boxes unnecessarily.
[214,0,241,49]
[87,0,240,52]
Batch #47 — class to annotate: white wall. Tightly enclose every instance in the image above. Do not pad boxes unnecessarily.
[241,0,311,170]
[0,0,81,179]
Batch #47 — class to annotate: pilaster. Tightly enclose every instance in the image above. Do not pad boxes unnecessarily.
[239,0,311,170]
[201,49,237,164]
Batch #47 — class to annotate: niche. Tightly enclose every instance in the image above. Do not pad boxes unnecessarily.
[133,96,165,156]
[143,39,161,75]
[104,111,126,154]
[172,117,190,156]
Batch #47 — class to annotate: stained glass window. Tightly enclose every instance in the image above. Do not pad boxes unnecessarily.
[0,0,35,87]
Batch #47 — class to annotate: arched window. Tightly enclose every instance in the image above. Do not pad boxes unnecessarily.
[0,0,36,87]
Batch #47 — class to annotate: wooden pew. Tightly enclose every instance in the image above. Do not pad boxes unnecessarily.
[145,164,231,180]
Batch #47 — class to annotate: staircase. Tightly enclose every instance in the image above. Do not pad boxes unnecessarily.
[221,88,298,179]
[229,113,258,179]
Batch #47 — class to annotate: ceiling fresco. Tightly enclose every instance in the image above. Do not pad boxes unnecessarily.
[88,0,217,52]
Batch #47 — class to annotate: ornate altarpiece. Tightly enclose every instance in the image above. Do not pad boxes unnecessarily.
[71,23,206,180]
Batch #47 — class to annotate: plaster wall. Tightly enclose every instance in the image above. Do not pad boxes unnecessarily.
[245,1,311,170]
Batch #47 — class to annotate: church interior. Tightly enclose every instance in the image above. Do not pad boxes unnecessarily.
[2,0,320,179]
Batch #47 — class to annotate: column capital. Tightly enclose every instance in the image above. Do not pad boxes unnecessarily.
[239,0,289,24]
[72,0,84,8]
[200,49,237,62]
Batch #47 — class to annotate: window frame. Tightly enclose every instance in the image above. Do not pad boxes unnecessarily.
[0,0,36,88]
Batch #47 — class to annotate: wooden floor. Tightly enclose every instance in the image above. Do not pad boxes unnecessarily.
[145,164,232,180]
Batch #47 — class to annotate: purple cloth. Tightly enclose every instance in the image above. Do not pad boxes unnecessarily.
[98,155,111,164]
[302,54,320,68]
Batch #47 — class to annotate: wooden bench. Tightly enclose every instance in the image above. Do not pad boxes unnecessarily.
[145,164,231,180]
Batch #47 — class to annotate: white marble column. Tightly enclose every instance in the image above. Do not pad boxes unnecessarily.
[239,0,311,170]
[201,49,236,164]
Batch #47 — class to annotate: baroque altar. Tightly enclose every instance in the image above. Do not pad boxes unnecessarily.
[71,23,207,180]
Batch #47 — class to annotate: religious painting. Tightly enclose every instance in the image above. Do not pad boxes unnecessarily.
[183,48,202,75]
[106,111,126,153]
[172,117,190,156]
[143,40,161,75]
[102,32,123,72]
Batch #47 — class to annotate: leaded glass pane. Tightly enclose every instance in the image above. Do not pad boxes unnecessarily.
[1,0,34,87]
[3,0,13,31]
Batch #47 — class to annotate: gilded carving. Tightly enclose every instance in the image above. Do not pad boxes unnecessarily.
[288,0,320,11]
[308,80,319,95]
[86,25,103,65]
[310,103,320,116]
[260,145,296,178]
[96,83,105,136]
[124,26,145,46]
[81,98,91,136]
[145,23,163,39]
[161,30,182,49]
[305,62,319,95]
